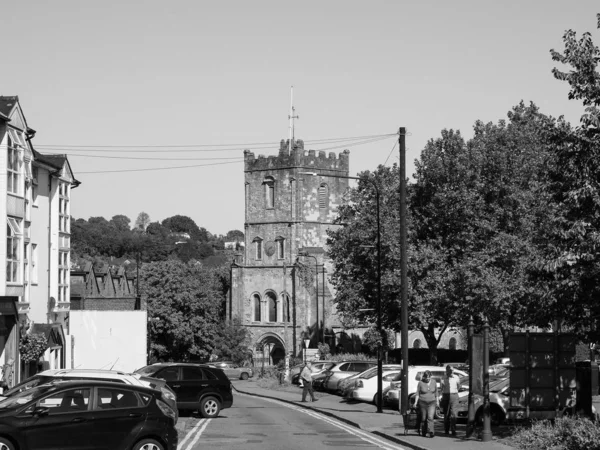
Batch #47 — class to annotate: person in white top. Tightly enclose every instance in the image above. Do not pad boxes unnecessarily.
[440,365,460,436]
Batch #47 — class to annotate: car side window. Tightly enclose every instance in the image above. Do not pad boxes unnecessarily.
[155,367,179,382]
[95,388,140,409]
[338,363,350,371]
[38,388,91,414]
[203,369,218,380]
[182,367,204,381]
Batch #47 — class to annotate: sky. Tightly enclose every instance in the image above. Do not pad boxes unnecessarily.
[2,1,598,236]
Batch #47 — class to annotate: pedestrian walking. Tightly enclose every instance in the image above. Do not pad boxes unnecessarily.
[300,362,317,402]
[412,370,438,438]
[440,365,460,436]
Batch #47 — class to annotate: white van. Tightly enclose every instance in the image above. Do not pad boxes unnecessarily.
[383,365,467,410]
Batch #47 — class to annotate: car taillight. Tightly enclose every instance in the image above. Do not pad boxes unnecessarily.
[157,399,177,423]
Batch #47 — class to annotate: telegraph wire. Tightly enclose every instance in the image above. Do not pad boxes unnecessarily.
[77,160,243,175]
[33,133,398,153]
[40,135,395,162]
[383,141,398,166]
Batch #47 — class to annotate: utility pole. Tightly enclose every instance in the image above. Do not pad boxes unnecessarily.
[399,127,409,416]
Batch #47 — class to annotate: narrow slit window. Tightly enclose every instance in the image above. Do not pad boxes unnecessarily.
[264,177,275,209]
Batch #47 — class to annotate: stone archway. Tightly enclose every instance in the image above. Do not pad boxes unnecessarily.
[256,332,285,366]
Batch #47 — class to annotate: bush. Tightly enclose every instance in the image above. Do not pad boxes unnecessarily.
[511,416,600,450]
[329,353,373,362]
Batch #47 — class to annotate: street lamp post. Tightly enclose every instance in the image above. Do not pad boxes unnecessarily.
[298,253,320,344]
[301,171,383,413]
[398,128,409,417]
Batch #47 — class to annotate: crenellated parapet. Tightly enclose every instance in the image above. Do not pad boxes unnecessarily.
[244,139,350,172]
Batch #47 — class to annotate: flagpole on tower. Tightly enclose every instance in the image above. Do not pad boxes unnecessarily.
[288,86,299,153]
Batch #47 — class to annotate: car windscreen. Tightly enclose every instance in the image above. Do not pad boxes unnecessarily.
[0,384,56,409]
[3,375,52,397]
[134,366,159,376]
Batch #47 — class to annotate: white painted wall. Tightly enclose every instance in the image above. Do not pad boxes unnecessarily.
[68,310,147,373]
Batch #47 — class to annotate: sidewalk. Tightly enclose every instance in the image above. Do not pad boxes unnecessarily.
[232,380,516,450]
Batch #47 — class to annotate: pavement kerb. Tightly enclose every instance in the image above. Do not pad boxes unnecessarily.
[233,384,430,450]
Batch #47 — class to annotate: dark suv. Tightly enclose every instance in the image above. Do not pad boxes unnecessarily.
[135,363,233,418]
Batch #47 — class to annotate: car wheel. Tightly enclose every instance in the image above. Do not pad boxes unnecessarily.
[475,405,504,426]
[200,396,221,418]
[0,438,15,450]
[132,438,164,450]
[240,372,249,380]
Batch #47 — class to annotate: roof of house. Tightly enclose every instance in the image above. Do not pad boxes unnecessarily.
[0,96,18,118]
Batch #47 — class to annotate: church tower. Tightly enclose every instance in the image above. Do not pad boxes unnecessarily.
[229,138,350,364]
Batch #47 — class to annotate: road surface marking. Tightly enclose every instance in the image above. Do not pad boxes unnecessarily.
[237,393,406,450]
[177,418,210,450]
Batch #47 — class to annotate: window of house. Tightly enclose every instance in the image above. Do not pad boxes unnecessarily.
[266,292,277,322]
[252,294,261,321]
[31,243,38,284]
[264,176,275,209]
[253,237,263,260]
[59,182,69,234]
[7,134,22,196]
[32,167,38,206]
[6,218,22,283]
[58,250,69,303]
[319,183,329,209]
[276,237,285,259]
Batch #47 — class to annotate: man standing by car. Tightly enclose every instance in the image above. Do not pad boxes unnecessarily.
[300,362,317,402]
[441,365,460,436]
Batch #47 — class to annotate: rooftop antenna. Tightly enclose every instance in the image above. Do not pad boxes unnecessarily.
[288,86,299,153]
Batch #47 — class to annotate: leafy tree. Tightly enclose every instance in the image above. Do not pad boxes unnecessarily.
[225,230,244,241]
[143,260,226,362]
[530,13,600,338]
[211,318,252,364]
[134,212,151,231]
[109,215,131,232]
[162,215,209,242]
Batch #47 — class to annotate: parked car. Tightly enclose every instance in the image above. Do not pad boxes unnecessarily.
[0,380,178,450]
[135,362,233,418]
[211,361,254,380]
[321,361,377,392]
[456,376,510,425]
[291,361,335,386]
[0,369,178,418]
[347,369,402,405]
[384,365,468,411]
[339,364,403,398]
[489,364,510,376]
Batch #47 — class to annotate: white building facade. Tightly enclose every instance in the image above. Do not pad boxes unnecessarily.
[0,96,79,385]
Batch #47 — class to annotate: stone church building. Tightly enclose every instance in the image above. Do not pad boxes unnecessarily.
[228,139,366,365]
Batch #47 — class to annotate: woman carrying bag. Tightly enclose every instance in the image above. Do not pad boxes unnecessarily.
[412,370,439,438]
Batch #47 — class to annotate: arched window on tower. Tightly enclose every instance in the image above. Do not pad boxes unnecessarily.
[275,236,285,259]
[252,294,261,322]
[266,292,277,322]
[253,237,263,260]
[318,183,329,210]
[264,176,275,209]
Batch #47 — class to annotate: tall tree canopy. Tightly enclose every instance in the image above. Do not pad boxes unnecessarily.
[143,260,228,362]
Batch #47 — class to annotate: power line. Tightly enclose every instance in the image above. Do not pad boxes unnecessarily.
[33,133,398,152]
[78,160,243,174]
[383,141,398,166]
[42,135,396,163]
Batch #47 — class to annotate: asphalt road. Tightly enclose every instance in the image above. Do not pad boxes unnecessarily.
[175,392,408,450]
